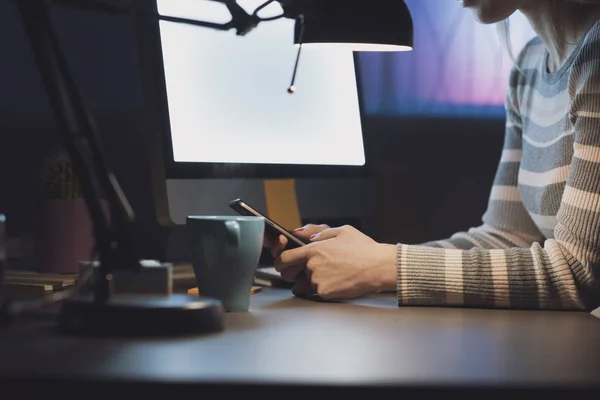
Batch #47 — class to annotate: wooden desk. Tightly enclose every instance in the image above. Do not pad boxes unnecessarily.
[1,288,600,396]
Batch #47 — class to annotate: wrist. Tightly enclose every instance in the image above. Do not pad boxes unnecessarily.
[368,243,398,292]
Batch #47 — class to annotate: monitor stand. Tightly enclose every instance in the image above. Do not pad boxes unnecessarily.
[263,179,302,231]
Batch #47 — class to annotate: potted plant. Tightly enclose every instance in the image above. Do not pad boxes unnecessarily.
[36,150,95,274]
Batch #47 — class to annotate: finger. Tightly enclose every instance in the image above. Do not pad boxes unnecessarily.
[274,248,307,273]
[263,232,275,248]
[270,235,288,258]
[280,264,305,282]
[292,224,330,240]
[291,276,313,297]
[305,269,317,293]
[278,245,311,267]
[274,253,302,273]
[310,226,344,242]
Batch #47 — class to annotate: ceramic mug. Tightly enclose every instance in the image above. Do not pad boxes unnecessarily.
[187,216,264,312]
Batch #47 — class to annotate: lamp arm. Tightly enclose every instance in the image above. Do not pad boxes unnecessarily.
[51,0,234,31]
[49,0,291,36]
[16,0,140,303]
[153,14,234,32]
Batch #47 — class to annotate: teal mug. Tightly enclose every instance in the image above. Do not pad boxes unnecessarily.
[186,216,265,312]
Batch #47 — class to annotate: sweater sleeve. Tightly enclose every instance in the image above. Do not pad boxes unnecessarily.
[396,45,600,311]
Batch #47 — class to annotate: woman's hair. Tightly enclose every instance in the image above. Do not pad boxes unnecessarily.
[496,19,513,61]
[499,0,600,64]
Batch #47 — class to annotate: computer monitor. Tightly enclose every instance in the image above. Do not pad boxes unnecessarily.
[136,0,374,229]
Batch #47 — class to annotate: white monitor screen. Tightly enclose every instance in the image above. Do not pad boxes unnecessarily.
[156,0,366,166]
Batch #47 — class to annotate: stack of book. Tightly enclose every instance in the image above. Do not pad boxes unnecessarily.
[3,269,77,300]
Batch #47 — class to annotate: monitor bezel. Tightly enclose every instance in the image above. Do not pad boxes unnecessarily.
[137,1,371,180]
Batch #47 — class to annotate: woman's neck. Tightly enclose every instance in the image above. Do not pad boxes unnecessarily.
[520,1,600,73]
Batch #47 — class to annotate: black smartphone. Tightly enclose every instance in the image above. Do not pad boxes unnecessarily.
[228,198,308,249]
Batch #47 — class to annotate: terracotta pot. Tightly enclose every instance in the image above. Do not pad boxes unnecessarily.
[36,199,97,274]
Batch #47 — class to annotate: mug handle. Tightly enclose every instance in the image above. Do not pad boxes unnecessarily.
[225,220,240,249]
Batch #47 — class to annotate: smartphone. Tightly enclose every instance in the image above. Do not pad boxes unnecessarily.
[228,198,308,249]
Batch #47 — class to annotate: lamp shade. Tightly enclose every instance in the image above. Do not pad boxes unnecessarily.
[293,0,413,51]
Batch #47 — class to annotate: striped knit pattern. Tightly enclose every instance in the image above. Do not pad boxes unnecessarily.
[397,20,600,310]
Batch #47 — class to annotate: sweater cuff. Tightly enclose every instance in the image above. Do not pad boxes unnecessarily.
[396,243,465,307]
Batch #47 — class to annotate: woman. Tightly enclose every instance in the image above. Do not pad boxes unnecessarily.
[266,0,600,311]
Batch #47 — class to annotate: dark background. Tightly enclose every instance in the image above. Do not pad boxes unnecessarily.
[0,1,505,264]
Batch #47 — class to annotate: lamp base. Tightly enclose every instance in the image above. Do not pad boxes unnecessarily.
[57,294,224,337]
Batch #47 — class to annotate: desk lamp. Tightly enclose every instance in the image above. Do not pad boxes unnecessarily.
[8,0,413,337]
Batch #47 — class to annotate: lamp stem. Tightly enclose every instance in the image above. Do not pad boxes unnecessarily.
[288,14,305,93]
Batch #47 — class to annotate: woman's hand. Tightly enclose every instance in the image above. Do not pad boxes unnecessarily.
[263,224,330,288]
[275,225,398,300]
[263,226,314,294]
[263,223,330,258]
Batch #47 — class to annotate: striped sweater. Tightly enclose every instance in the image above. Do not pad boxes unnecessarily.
[396,20,600,311]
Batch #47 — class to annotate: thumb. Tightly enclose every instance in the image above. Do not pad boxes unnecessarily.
[271,235,288,258]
